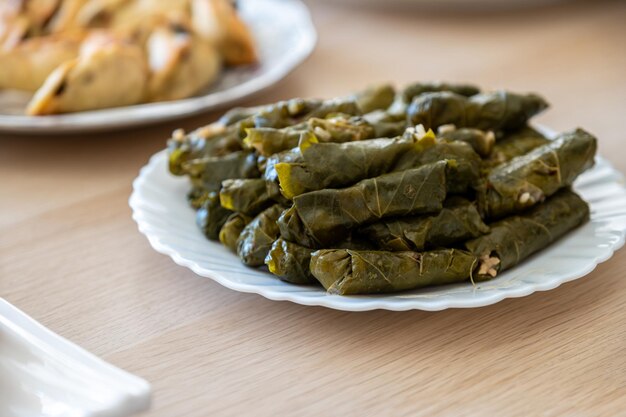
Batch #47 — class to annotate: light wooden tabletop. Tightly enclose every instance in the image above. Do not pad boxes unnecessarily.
[2,1,626,416]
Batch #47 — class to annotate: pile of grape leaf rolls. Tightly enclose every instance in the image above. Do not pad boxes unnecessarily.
[167,82,596,295]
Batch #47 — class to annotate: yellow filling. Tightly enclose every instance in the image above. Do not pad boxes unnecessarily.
[275,162,302,200]
[266,255,278,274]
[242,128,260,151]
[413,128,437,152]
[219,192,234,210]
[298,131,319,153]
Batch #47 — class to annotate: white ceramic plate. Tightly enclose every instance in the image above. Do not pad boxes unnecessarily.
[129,140,626,312]
[0,0,316,134]
[0,298,151,417]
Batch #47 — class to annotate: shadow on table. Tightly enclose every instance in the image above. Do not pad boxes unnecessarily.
[227,249,622,354]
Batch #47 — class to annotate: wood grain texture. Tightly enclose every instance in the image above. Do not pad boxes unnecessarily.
[1,1,626,416]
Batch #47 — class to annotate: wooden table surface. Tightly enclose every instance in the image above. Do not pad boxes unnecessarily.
[2,1,625,416]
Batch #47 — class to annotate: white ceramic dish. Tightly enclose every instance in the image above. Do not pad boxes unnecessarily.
[0,0,316,134]
[0,298,151,417]
[129,135,626,311]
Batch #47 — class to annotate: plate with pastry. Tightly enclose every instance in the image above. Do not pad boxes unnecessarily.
[0,0,316,133]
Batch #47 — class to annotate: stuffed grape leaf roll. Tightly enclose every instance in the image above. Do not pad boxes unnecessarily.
[310,248,478,295]
[219,97,323,127]
[407,91,548,132]
[265,238,318,285]
[248,97,360,130]
[262,145,304,205]
[307,117,376,143]
[352,83,396,113]
[437,127,495,158]
[301,97,362,120]
[187,185,211,210]
[401,82,481,101]
[265,237,375,285]
[218,105,266,126]
[477,128,596,219]
[244,127,306,157]
[277,160,448,247]
[219,178,278,216]
[359,197,489,251]
[250,99,323,128]
[466,189,590,280]
[483,126,550,169]
[388,82,481,116]
[275,132,436,199]
[264,148,303,182]
[244,114,376,157]
[219,212,252,252]
[167,123,243,176]
[236,204,284,266]
[196,192,233,240]
[182,150,260,193]
[362,110,409,138]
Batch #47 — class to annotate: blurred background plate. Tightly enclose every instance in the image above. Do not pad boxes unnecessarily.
[0,0,316,134]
